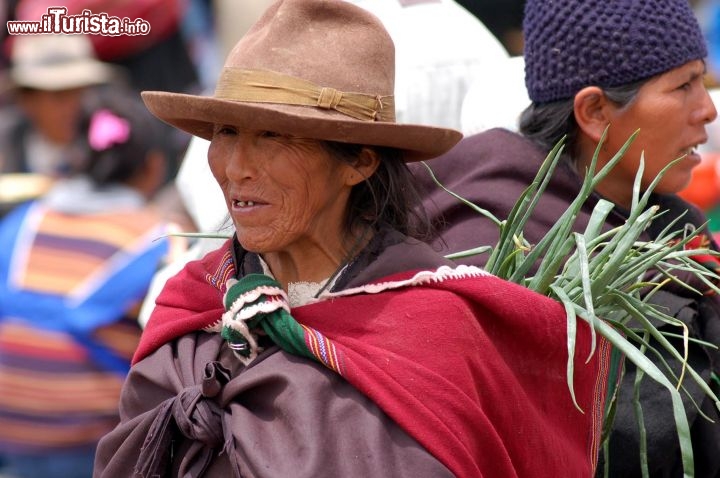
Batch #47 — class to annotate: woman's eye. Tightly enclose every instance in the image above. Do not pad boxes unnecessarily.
[214,125,237,136]
[258,130,282,139]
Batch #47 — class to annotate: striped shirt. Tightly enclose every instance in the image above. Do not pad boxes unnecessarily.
[0,198,169,453]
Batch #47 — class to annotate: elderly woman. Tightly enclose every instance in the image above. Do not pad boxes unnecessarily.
[93,1,611,477]
[414,0,720,476]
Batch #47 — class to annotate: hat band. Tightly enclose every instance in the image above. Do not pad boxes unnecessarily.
[214,68,395,122]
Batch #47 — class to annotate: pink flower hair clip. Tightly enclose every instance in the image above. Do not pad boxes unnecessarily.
[88,109,131,151]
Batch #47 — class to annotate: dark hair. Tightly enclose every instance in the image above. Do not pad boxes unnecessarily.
[320,141,432,240]
[518,77,648,160]
[78,95,165,187]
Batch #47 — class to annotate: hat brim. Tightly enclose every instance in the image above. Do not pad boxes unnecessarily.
[141,91,462,162]
[11,61,114,91]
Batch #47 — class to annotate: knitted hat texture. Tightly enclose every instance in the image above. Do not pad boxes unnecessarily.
[523,0,707,103]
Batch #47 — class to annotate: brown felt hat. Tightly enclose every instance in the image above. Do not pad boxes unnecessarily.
[141,0,462,162]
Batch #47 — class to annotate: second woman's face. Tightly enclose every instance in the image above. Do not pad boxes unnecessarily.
[603,60,717,200]
[208,127,355,254]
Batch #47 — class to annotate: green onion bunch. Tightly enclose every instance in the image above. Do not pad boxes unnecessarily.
[423,130,720,478]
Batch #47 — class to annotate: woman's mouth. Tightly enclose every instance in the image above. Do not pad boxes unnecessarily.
[231,198,268,212]
[681,144,703,164]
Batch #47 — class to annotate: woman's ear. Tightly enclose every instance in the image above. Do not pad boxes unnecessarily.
[345,147,380,186]
[573,86,611,143]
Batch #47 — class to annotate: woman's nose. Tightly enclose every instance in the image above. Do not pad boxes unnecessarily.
[225,135,259,180]
[698,87,718,125]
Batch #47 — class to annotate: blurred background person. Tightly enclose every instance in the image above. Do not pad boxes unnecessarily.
[2,0,203,189]
[0,34,117,178]
[10,0,199,95]
[460,54,529,135]
[0,96,177,478]
[347,0,508,130]
[455,0,525,55]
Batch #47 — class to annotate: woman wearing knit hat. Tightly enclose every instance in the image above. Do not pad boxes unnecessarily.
[92,0,612,477]
[414,0,720,476]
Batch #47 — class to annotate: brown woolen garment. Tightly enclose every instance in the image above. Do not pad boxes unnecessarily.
[93,331,453,478]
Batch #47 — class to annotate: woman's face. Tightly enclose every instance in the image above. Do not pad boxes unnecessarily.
[208,127,356,255]
[601,60,717,204]
[19,87,85,145]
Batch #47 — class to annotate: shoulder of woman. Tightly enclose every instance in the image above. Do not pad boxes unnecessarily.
[338,228,452,289]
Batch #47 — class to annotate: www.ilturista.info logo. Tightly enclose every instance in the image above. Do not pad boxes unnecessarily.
[7,7,151,36]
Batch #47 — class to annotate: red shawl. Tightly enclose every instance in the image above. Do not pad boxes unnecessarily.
[137,242,611,478]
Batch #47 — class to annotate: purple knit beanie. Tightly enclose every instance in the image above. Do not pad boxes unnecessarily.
[523,0,707,104]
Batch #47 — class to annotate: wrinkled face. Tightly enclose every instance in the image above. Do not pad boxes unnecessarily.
[602,60,717,201]
[208,127,356,254]
[18,87,85,144]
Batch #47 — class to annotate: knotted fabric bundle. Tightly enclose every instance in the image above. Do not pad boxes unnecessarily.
[135,361,232,478]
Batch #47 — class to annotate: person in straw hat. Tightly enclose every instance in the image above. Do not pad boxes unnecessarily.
[0,34,117,177]
[93,1,611,477]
